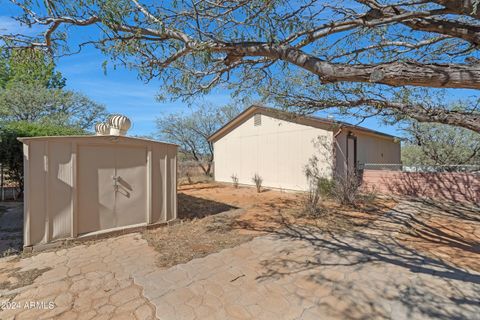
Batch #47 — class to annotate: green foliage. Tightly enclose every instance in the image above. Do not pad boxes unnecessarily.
[0,49,106,129]
[317,177,334,197]
[0,83,107,129]
[3,1,480,136]
[0,49,65,89]
[401,121,480,165]
[0,121,86,191]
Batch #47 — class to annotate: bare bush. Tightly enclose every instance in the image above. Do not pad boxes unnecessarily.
[303,179,323,216]
[178,160,212,185]
[185,171,193,184]
[231,174,239,188]
[305,135,364,208]
[331,171,362,206]
[302,139,334,215]
[252,173,263,193]
[304,156,322,215]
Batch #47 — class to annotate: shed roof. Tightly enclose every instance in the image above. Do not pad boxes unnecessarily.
[18,134,178,147]
[208,105,400,142]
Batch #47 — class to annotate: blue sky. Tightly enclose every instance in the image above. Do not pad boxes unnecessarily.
[1,2,463,138]
[56,51,233,136]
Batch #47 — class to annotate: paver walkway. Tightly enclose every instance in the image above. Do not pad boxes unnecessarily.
[0,200,479,319]
[0,234,158,319]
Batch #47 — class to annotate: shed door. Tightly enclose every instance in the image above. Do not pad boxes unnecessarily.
[78,145,147,235]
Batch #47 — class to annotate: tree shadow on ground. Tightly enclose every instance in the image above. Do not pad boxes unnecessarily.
[233,200,480,319]
[382,171,480,204]
[411,198,480,223]
[177,193,237,220]
[385,201,480,256]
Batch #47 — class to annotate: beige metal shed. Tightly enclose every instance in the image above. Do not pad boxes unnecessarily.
[20,135,177,248]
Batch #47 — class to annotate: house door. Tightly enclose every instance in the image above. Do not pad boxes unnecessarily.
[77,145,147,235]
[346,135,357,175]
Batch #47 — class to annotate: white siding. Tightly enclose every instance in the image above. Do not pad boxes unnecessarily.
[214,114,333,191]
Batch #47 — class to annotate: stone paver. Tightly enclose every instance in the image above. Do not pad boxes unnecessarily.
[140,201,480,320]
[0,234,158,320]
[1,200,479,319]
[140,233,480,320]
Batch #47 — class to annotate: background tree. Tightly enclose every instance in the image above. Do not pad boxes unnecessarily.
[401,121,480,166]
[0,48,65,89]
[0,48,105,194]
[2,0,480,132]
[0,83,106,129]
[156,104,244,175]
[0,121,85,193]
[0,48,107,129]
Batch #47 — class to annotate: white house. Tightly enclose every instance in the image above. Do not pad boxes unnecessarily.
[209,105,400,191]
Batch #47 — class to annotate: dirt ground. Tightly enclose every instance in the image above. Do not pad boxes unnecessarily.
[145,182,479,274]
[176,182,396,232]
[390,200,480,272]
[144,182,396,268]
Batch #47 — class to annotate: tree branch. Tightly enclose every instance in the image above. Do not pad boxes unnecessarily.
[220,43,480,89]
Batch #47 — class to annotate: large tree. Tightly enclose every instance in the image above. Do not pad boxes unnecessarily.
[0,48,107,129]
[157,103,244,175]
[0,83,107,129]
[401,121,480,166]
[0,48,65,89]
[2,0,480,132]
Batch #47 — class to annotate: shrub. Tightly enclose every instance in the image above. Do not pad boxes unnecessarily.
[303,175,334,216]
[303,151,334,215]
[231,174,239,188]
[252,173,262,193]
[303,179,322,216]
[317,177,334,197]
[331,171,362,206]
[0,121,86,193]
[185,171,193,184]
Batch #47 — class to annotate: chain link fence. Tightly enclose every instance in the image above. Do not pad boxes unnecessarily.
[360,163,480,173]
[360,162,480,203]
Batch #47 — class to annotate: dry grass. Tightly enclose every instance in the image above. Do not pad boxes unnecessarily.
[178,175,213,186]
[143,210,253,268]
[296,197,396,232]
[0,266,52,301]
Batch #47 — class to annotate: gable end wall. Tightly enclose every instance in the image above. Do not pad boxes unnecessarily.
[213,113,334,191]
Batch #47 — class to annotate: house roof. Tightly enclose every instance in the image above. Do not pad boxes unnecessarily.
[208,105,400,142]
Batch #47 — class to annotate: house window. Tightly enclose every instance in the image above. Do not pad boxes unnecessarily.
[254,114,262,126]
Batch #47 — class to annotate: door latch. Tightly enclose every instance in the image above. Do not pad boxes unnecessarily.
[112,175,119,192]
